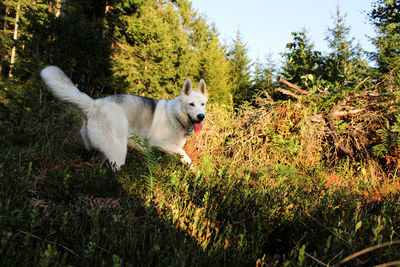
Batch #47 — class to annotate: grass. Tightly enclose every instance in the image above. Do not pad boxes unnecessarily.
[1,84,400,266]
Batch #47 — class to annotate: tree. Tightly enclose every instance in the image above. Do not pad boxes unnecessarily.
[1,0,34,77]
[324,6,372,93]
[252,53,276,98]
[110,0,233,101]
[4,0,233,103]
[110,0,194,98]
[325,7,360,89]
[177,0,233,104]
[12,0,114,95]
[280,29,324,89]
[227,29,252,106]
[369,0,400,85]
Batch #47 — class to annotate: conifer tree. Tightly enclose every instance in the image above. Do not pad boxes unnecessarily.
[111,0,195,98]
[325,6,368,90]
[252,53,276,97]
[227,29,252,106]
[1,0,36,77]
[12,0,113,94]
[369,0,400,85]
[177,0,232,104]
[111,0,233,102]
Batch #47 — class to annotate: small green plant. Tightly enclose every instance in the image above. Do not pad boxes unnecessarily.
[40,244,59,267]
[372,115,400,158]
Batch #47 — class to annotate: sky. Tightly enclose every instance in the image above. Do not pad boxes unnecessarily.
[190,0,377,65]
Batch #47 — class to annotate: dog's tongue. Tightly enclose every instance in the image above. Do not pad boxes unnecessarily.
[194,122,203,133]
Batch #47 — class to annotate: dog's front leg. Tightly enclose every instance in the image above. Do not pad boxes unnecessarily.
[154,143,192,166]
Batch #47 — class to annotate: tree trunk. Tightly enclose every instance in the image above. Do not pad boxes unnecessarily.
[1,6,10,75]
[9,2,20,77]
[3,6,9,31]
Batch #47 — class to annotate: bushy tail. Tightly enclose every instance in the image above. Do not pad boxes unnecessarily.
[40,66,94,113]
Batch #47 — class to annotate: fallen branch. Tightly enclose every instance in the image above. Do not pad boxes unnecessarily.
[275,87,302,100]
[277,76,310,96]
[355,76,371,90]
[339,240,400,265]
[332,108,365,118]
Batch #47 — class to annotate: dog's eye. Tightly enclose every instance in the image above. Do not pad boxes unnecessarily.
[189,103,195,107]
[201,103,205,106]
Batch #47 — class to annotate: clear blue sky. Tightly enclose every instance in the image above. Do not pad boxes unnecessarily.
[190,0,376,65]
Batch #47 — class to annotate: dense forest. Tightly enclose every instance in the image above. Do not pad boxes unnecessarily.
[1,0,400,266]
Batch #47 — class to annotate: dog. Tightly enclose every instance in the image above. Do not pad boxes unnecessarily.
[40,66,207,170]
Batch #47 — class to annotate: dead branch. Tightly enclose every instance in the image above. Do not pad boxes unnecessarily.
[277,76,310,96]
[355,76,371,90]
[340,240,400,265]
[275,87,302,100]
[332,108,365,118]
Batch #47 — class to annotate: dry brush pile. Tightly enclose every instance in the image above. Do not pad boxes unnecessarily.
[185,76,400,196]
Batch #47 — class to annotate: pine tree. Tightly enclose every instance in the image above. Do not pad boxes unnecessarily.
[178,0,232,104]
[227,29,252,106]
[197,36,232,105]
[3,0,233,103]
[252,53,276,98]
[111,0,199,98]
[369,0,400,86]
[111,0,233,102]
[1,0,35,77]
[12,0,114,94]
[325,6,368,90]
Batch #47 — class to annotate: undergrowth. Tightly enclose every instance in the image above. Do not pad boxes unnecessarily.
[1,81,400,266]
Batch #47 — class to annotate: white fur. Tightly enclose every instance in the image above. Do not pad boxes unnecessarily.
[41,66,208,170]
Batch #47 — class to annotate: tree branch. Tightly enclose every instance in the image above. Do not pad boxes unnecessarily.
[277,76,310,96]
[275,87,302,100]
[332,108,365,118]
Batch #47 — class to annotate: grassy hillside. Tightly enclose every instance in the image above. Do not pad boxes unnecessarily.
[1,81,400,266]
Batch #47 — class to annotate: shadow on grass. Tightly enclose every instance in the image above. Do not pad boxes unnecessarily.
[0,102,216,266]
[0,155,217,266]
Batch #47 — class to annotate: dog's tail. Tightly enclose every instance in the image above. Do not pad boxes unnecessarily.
[41,66,95,113]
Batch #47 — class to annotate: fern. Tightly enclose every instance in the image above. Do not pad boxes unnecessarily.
[372,115,400,158]
[129,135,163,189]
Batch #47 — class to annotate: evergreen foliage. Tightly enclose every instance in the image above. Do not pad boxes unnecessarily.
[1,0,233,101]
[177,0,233,104]
[227,30,252,106]
[370,0,400,87]
[325,7,369,90]
[280,8,371,98]
[251,54,277,99]
[280,29,325,89]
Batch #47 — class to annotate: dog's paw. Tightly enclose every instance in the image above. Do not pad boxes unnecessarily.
[186,163,194,170]
[180,155,192,168]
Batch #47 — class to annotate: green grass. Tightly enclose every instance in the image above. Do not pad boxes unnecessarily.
[1,93,400,266]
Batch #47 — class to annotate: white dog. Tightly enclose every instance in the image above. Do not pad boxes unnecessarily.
[41,66,207,170]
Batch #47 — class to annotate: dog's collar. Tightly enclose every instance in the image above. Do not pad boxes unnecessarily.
[175,115,194,137]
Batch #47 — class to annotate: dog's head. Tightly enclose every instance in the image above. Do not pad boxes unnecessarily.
[181,79,208,133]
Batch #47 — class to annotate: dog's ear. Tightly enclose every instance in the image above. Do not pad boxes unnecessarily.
[198,79,207,98]
[182,79,192,96]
